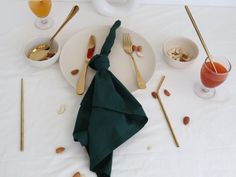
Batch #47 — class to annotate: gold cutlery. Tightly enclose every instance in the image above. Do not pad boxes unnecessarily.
[76,35,96,95]
[28,5,79,61]
[20,78,24,152]
[155,76,179,147]
[123,33,146,89]
[185,5,217,73]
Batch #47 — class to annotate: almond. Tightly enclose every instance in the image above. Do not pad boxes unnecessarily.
[137,45,142,52]
[71,69,79,75]
[73,172,81,177]
[151,91,158,99]
[47,52,55,58]
[183,116,190,125]
[132,45,138,52]
[56,147,65,154]
[164,89,171,96]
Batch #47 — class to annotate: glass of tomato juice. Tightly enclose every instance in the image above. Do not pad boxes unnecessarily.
[194,56,231,99]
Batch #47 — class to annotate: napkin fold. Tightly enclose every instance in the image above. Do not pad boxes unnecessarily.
[73,20,148,177]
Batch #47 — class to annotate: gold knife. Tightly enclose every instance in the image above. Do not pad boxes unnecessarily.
[76,35,96,95]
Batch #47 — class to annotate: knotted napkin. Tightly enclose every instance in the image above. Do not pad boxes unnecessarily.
[73,20,148,177]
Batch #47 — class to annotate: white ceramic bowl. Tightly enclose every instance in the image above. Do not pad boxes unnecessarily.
[163,37,199,69]
[24,37,61,68]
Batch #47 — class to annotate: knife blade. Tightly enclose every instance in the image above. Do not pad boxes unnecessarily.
[76,35,96,95]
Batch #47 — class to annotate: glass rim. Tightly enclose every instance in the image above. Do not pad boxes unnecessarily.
[204,57,231,75]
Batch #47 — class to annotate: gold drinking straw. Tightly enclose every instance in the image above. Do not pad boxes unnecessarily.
[185,5,218,73]
[20,78,24,151]
[156,76,180,147]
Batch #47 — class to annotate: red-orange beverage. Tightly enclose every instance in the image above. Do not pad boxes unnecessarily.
[201,61,228,88]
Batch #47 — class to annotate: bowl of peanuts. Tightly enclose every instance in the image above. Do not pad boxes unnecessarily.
[163,37,199,68]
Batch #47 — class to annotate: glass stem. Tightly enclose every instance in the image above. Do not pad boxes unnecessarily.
[41,18,48,24]
[201,86,210,93]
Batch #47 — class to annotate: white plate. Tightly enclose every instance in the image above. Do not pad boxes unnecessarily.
[59,26,156,92]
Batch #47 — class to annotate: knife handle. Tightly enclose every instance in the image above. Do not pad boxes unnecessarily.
[76,60,89,95]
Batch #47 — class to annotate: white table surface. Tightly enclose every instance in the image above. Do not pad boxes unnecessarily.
[1,2,236,177]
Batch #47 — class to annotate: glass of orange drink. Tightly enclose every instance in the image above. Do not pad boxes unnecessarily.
[29,0,53,29]
[194,56,231,99]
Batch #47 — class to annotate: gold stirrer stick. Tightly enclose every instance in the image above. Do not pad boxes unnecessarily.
[155,76,180,147]
[20,78,24,152]
[185,5,218,73]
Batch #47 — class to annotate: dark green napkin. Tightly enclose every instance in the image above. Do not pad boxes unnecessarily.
[73,20,148,177]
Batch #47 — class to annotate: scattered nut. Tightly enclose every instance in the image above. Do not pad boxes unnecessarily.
[151,91,158,99]
[132,45,144,58]
[170,48,175,53]
[39,52,56,61]
[73,172,81,177]
[56,147,65,154]
[182,54,188,59]
[136,51,144,57]
[163,89,171,96]
[57,104,66,115]
[183,116,190,125]
[47,52,55,58]
[175,47,181,54]
[132,45,138,51]
[71,69,79,75]
[137,45,142,52]
[167,47,192,62]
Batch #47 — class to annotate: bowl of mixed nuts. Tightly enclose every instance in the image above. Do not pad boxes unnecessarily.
[163,37,199,68]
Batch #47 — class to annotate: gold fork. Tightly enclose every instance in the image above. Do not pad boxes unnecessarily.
[123,33,146,89]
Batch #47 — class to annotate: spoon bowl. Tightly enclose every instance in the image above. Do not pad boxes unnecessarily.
[35,43,50,50]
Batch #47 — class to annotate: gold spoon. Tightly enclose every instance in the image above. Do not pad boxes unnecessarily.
[29,49,49,61]
[28,5,79,61]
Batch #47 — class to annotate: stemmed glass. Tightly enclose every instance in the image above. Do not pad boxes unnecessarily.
[28,0,53,29]
[194,56,231,99]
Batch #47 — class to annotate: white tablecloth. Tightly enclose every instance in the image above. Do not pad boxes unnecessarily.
[1,2,236,177]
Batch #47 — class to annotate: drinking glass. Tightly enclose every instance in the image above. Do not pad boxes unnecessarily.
[28,0,53,29]
[194,56,231,99]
